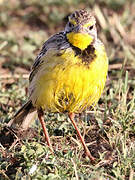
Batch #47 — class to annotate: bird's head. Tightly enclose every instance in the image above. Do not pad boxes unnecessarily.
[65,9,97,50]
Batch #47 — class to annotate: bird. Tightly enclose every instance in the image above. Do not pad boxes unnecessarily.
[7,9,108,162]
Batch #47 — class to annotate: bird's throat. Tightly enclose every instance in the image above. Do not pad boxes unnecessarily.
[66,32,93,50]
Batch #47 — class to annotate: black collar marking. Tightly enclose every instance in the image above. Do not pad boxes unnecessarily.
[71,44,97,65]
[65,33,96,65]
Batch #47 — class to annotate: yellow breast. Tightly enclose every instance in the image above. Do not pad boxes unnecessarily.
[29,44,108,113]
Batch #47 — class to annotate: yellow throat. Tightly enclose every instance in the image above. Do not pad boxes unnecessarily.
[66,32,93,50]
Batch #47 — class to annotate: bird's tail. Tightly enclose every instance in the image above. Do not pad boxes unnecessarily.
[7,100,37,130]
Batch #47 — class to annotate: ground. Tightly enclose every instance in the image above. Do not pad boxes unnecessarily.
[0,0,135,179]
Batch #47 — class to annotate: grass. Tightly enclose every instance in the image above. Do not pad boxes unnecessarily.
[0,0,135,179]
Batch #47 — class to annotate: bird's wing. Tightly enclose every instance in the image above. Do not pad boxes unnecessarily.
[29,31,69,82]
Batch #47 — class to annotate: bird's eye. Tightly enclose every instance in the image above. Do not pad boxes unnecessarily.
[89,25,94,30]
[69,22,73,28]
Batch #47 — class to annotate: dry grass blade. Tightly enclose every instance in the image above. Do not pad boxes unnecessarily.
[94,5,108,30]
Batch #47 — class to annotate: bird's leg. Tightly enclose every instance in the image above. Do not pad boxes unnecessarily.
[69,113,95,162]
[38,109,54,154]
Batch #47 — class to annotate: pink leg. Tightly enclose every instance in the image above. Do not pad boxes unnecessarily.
[69,113,95,162]
[38,109,53,154]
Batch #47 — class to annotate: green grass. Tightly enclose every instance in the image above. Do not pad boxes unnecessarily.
[0,0,135,179]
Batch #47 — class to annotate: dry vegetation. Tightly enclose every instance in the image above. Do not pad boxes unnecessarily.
[0,0,135,179]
